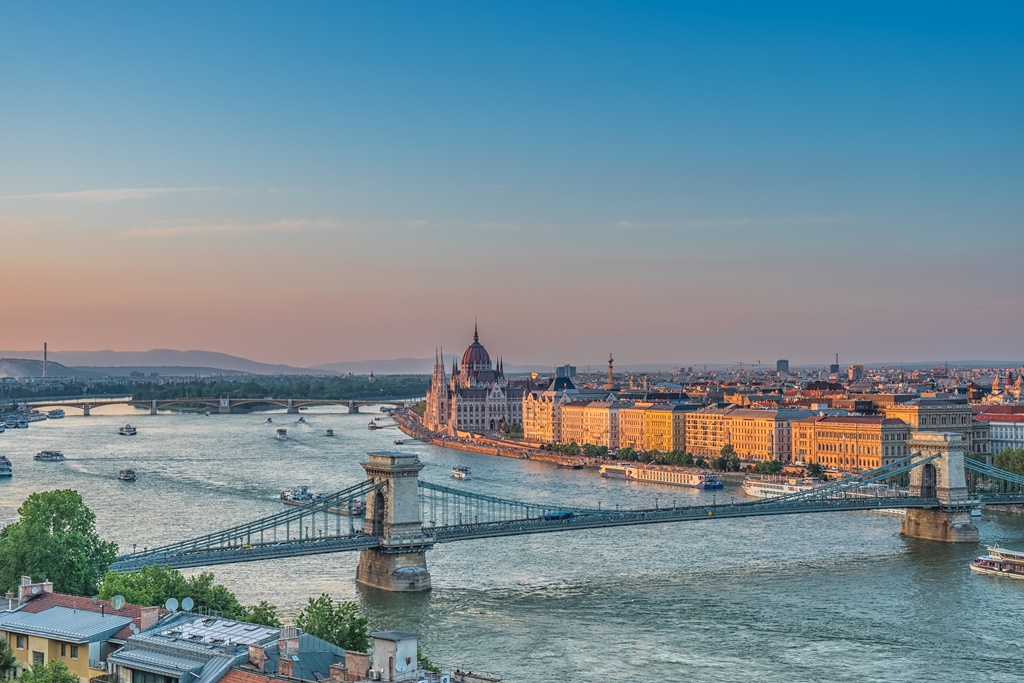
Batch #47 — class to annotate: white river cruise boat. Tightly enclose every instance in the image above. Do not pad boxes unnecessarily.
[34,450,66,462]
[741,476,822,499]
[452,466,472,480]
[971,547,1024,580]
[0,455,12,478]
[600,464,724,489]
[47,409,65,419]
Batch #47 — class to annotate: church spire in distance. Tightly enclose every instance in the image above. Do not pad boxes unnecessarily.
[474,318,479,343]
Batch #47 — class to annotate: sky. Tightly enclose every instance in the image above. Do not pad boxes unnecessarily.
[2,2,1022,368]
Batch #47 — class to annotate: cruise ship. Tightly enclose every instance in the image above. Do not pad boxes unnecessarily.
[600,464,724,489]
[0,455,12,478]
[34,450,66,462]
[47,409,65,419]
[741,477,822,499]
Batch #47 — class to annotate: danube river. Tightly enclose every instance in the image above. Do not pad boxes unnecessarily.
[1,407,1022,682]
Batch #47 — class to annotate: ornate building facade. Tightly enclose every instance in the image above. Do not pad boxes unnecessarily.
[423,325,525,435]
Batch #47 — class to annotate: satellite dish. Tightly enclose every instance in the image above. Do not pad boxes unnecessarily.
[113,595,125,610]
[31,587,39,595]
[165,598,179,612]
[130,625,140,635]
[182,597,194,611]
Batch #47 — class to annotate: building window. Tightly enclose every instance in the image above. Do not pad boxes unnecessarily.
[16,635,26,649]
[61,644,66,657]
[70,646,78,660]
[33,652,44,666]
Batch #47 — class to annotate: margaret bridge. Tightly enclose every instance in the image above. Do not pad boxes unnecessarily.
[108,432,1024,591]
[23,396,425,416]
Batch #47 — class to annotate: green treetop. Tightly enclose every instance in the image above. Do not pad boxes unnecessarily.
[0,490,118,596]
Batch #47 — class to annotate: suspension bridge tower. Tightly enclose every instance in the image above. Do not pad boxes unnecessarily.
[355,452,434,592]
[901,432,979,543]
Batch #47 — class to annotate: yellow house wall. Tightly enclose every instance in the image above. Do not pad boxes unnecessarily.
[3,632,104,683]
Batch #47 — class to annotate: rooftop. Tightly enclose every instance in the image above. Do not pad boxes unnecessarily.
[0,606,132,643]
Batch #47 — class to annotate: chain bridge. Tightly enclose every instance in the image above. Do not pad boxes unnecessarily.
[109,432,1024,591]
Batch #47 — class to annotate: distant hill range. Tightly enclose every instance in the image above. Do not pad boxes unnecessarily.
[0,358,106,379]
[0,349,336,377]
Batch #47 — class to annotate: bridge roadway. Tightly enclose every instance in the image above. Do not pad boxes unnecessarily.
[109,494,943,572]
[24,396,424,414]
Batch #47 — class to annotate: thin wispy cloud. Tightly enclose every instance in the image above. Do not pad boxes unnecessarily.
[477,221,520,231]
[8,187,216,202]
[119,218,340,238]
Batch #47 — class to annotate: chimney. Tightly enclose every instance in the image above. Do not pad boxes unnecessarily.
[277,658,293,678]
[43,342,47,378]
[139,606,160,631]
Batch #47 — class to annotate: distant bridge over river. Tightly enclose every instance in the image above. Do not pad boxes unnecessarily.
[23,396,424,415]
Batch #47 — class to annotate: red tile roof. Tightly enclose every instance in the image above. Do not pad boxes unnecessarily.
[975,413,1024,423]
[18,592,166,641]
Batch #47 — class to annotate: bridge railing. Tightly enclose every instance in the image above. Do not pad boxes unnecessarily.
[964,460,1024,495]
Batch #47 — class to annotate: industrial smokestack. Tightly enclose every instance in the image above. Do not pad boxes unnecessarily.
[43,342,47,378]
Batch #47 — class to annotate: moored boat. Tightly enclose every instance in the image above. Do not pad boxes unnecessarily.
[0,423,5,433]
[367,421,379,430]
[0,455,12,478]
[119,424,137,436]
[741,476,821,499]
[15,420,28,429]
[4,419,16,429]
[971,547,1024,580]
[118,469,137,482]
[47,409,65,419]
[281,486,321,506]
[393,439,404,445]
[24,411,47,422]
[452,466,472,480]
[558,459,585,470]
[602,464,724,489]
[34,450,66,462]
[276,428,288,440]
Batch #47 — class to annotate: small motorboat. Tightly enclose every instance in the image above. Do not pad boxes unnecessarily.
[267,417,273,423]
[35,451,66,462]
[118,469,137,482]
[119,424,137,436]
[367,421,379,431]
[452,466,472,480]
[281,485,321,506]
[297,416,306,423]
[393,439,405,445]
[276,428,288,440]
[0,455,12,478]
[324,429,335,437]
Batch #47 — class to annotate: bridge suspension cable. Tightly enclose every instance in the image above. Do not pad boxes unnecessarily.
[418,480,601,528]
[112,479,385,570]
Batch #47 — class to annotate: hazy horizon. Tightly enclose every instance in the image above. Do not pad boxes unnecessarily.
[4,4,1022,367]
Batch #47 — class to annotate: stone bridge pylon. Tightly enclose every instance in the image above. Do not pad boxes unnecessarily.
[900,432,979,543]
[355,452,435,591]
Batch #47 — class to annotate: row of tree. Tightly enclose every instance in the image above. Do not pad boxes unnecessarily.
[132,375,429,401]
[0,490,372,652]
[994,447,1024,475]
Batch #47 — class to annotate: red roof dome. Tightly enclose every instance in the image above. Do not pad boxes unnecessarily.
[461,324,491,369]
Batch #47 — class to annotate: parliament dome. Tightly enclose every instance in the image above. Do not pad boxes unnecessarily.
[461,324,491,369]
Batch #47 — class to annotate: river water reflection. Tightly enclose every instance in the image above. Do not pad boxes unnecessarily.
[1,407,1022,682]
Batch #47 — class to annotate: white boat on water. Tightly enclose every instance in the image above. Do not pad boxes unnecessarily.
[47,409,65,419]
[281,486,321,506]
[119,424,137,436]
[118,469,137,482]
[276,428,288,440]
[971,547,1024,580]
[24,412,47,423]
[0,423,5,433]
[452,466,472,480]
[741,477,822,498]
[34,450,66,462]
[3,419,14,429]
[15,420,28,429]
[0,455,12,478]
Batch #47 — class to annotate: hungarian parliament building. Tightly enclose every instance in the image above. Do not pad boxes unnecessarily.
[423,324,525,434]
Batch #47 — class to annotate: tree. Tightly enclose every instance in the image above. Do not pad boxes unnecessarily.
[0,490,118,596]
[98,565,277,622]
[18,661,78,683]
[806,463,825,479]
[417,647,440,674]
[617,447,637,462]
[297,594,370,652]
[244,600,282,627]
[0,638,16,680]
[752,460,784,475]
[720,445,737,458]
[994,447,1024,476]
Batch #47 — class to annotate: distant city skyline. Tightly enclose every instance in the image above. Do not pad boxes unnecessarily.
[4,3,1022,366]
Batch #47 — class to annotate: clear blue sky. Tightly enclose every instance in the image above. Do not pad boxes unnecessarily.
[2,2,1021,366]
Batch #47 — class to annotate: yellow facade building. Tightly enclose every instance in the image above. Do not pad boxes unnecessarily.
[685,406,812,462]
[884,399,991,461]
[792,416,911,472]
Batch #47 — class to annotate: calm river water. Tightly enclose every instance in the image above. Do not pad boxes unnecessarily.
[1,407,1022,682]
